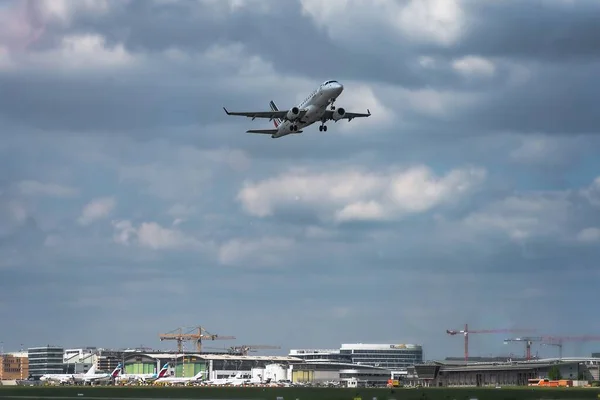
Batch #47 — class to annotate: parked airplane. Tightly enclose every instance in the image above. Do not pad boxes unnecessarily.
[39,363,121,385]
[79,363,122,384]
[116,362,169,384]
[230,374,271,386]
[39,365,98,384]
[223,80,371,138]
[204,374,236,386]
[153,369,205,385]
[204,372,270,386]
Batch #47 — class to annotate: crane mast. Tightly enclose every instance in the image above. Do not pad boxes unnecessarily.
[159,326,235,353]
[505,335,600,361]
[446,323,536,362]
[228,345,281,356]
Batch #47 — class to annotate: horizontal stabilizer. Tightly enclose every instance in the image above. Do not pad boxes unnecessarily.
[246,129,278,134]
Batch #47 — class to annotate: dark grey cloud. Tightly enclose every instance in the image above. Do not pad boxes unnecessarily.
[458,0,600,61]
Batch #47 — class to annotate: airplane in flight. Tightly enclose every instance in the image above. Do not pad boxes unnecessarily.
[223,80,371,138]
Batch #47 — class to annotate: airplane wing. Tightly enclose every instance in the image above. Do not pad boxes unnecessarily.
[223,107,307,120]
[324,109,371,121]
[246,129,278,134]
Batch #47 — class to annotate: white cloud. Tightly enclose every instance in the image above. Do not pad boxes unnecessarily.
[0,200,28,236]
[452,55,496,77]
[238,165,486,223]
[43,234,63,247]
[38,0,111,23]
[304,226,337,240]
[8,200,27,224]
[332,84,394,134]
[581,177,600,207]
[508,134,584,167]
[331,306,352,319]
[167,204,197,218]
[17,180,78,197]
[395,0,464,46]
[77,197,116,225]
[218,237,295,267]
[418,56,437,69]
[112,220,204,250]
[576,227,600,243]
[119,146,250,201]
[197,0,271,13]
[299,0,464,47]
[4,34,137,72]
[377,84,479,118]
[463,193,572,241]
[510,135,561,164]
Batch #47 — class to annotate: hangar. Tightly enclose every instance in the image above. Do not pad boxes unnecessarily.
[291,361,391,386]
[413,359,585,387]
[123,353,303,379]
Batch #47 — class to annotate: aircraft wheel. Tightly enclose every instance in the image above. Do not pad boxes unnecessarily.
[319,125,323,132]
[323,125,328,131]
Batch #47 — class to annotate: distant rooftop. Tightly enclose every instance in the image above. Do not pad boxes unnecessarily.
[129,353,304,363]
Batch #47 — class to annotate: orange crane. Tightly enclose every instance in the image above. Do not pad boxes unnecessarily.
[227,345,281,356]
[159,326,235,353]
[446,323,536,362]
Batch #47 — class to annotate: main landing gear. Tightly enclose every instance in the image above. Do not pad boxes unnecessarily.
[290,124,299,132]
[319,124,328,132]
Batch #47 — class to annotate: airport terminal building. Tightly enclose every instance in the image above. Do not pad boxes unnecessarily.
[290,343,423,370]
[412,357,600,387]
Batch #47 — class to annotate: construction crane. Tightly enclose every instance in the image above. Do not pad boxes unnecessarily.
[541,341,563,360]
[227,345,281,356]
[159,326,235,353]
[540,335,600,360]
[503,336,544,360]
[446,323,536,362]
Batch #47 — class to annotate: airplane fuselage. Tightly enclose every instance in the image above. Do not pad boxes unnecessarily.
[272,81,343,138]
[223,80,371,138]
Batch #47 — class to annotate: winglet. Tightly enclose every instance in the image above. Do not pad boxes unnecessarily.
[367,109,371,115]
[223,107,230,115]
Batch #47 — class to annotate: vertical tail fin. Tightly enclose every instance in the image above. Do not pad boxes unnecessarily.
[85,365,97,376]
[157,363,169,378]
[194,370,205,380]
[111,363,122,378]
[269,100,282,128]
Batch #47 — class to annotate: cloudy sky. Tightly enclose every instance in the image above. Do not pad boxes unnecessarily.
[1,0,600,360]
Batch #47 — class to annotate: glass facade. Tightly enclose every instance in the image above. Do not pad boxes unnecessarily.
[174,361,206,378]
[340,344,423,369]
[289,350,351,363]
[290,344,423,371]
[28,346,64,379]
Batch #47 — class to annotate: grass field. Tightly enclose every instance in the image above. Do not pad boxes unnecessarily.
[1,386,600,400]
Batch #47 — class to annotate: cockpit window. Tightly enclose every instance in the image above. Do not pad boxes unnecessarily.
[322,80,337,86]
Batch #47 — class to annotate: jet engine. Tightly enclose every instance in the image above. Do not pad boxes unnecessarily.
[286,107,301,121]
[332,107,346,121]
